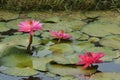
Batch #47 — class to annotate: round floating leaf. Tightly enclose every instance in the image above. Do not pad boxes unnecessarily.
[60,76,79,80]
[0,66,39,76]
[32,57,53,71]
[0,46,32,68]
[2,34,40,48]
[73,41,94,53]
[81,47,118,61]
[43,16,61,23]
[0,22,10,32]
[0,10,18,20]
[49,53,79,64]
[81,22,120,37]
[90,72,120,80]
[100,35,120,49]
[6,19,26,29]
[49,43,74,54]
[47,63,97,76]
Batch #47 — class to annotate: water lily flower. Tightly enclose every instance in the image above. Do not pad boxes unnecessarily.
[18,20,42,35]
[77,52,105,69]
[18,20,42,55]
[50,30,72,43]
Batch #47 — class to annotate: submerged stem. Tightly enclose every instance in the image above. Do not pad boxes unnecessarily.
[27,34,33,55]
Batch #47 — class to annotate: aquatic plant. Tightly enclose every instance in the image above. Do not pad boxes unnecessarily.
[18,20,42,54]
[50,30,72,43]
[77,52,105,69]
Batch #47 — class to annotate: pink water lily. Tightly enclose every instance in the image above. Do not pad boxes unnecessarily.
[18,20,42,35]
[50,30,72,43]
[18,20,42,55]
[77,52,105,69]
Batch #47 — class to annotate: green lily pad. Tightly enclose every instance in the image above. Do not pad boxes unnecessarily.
[78,34,89,41]
[47,63,97,76]
[81,47,118,61]
[0,46,39,76]
[73,41,94,53]
[0,10,18,20]
[0,22,10,32]
[43,16,61,23]
[90,72,120,80]
[6,19,26,29]
[81,22,120,37]
[49,53,79,64]
[49,43,74,54]
[2,34,40,48]
[100,35,120,49]
[0,66,39,76]
[32,57,53,71]
[0,47,32,68]
[60,76,79,80]
[88,37,100,43]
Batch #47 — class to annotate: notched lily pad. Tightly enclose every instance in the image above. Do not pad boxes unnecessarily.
[47,63,98,76]
[90,72,120,80]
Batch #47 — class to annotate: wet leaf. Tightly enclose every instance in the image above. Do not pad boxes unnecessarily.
[100,35,120,49]
[47,63,97,76]
[90,72,120,80]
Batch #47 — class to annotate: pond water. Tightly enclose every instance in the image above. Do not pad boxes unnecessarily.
[0,10,120,80]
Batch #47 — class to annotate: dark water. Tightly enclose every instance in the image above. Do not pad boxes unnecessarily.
[0,61,120,80]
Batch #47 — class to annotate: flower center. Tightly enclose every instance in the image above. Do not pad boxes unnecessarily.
[86,52,92,57]
[27,20,32,26]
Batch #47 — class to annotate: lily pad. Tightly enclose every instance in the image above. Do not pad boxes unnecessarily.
[90,72,120,80]
[81,47,118,61]
[2,34,40,48]
[0,10,18,20]
[81,22,120,37]
[0,66,39,76]
[32,57,53,71]
[6,19,26,29]
[49,43,74,54]
[47,63,98,76]
[100,35,120,49]
[60,76,79,80]
[43,16,61,23]
[73,41,94,53]
[0,22,10,32]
